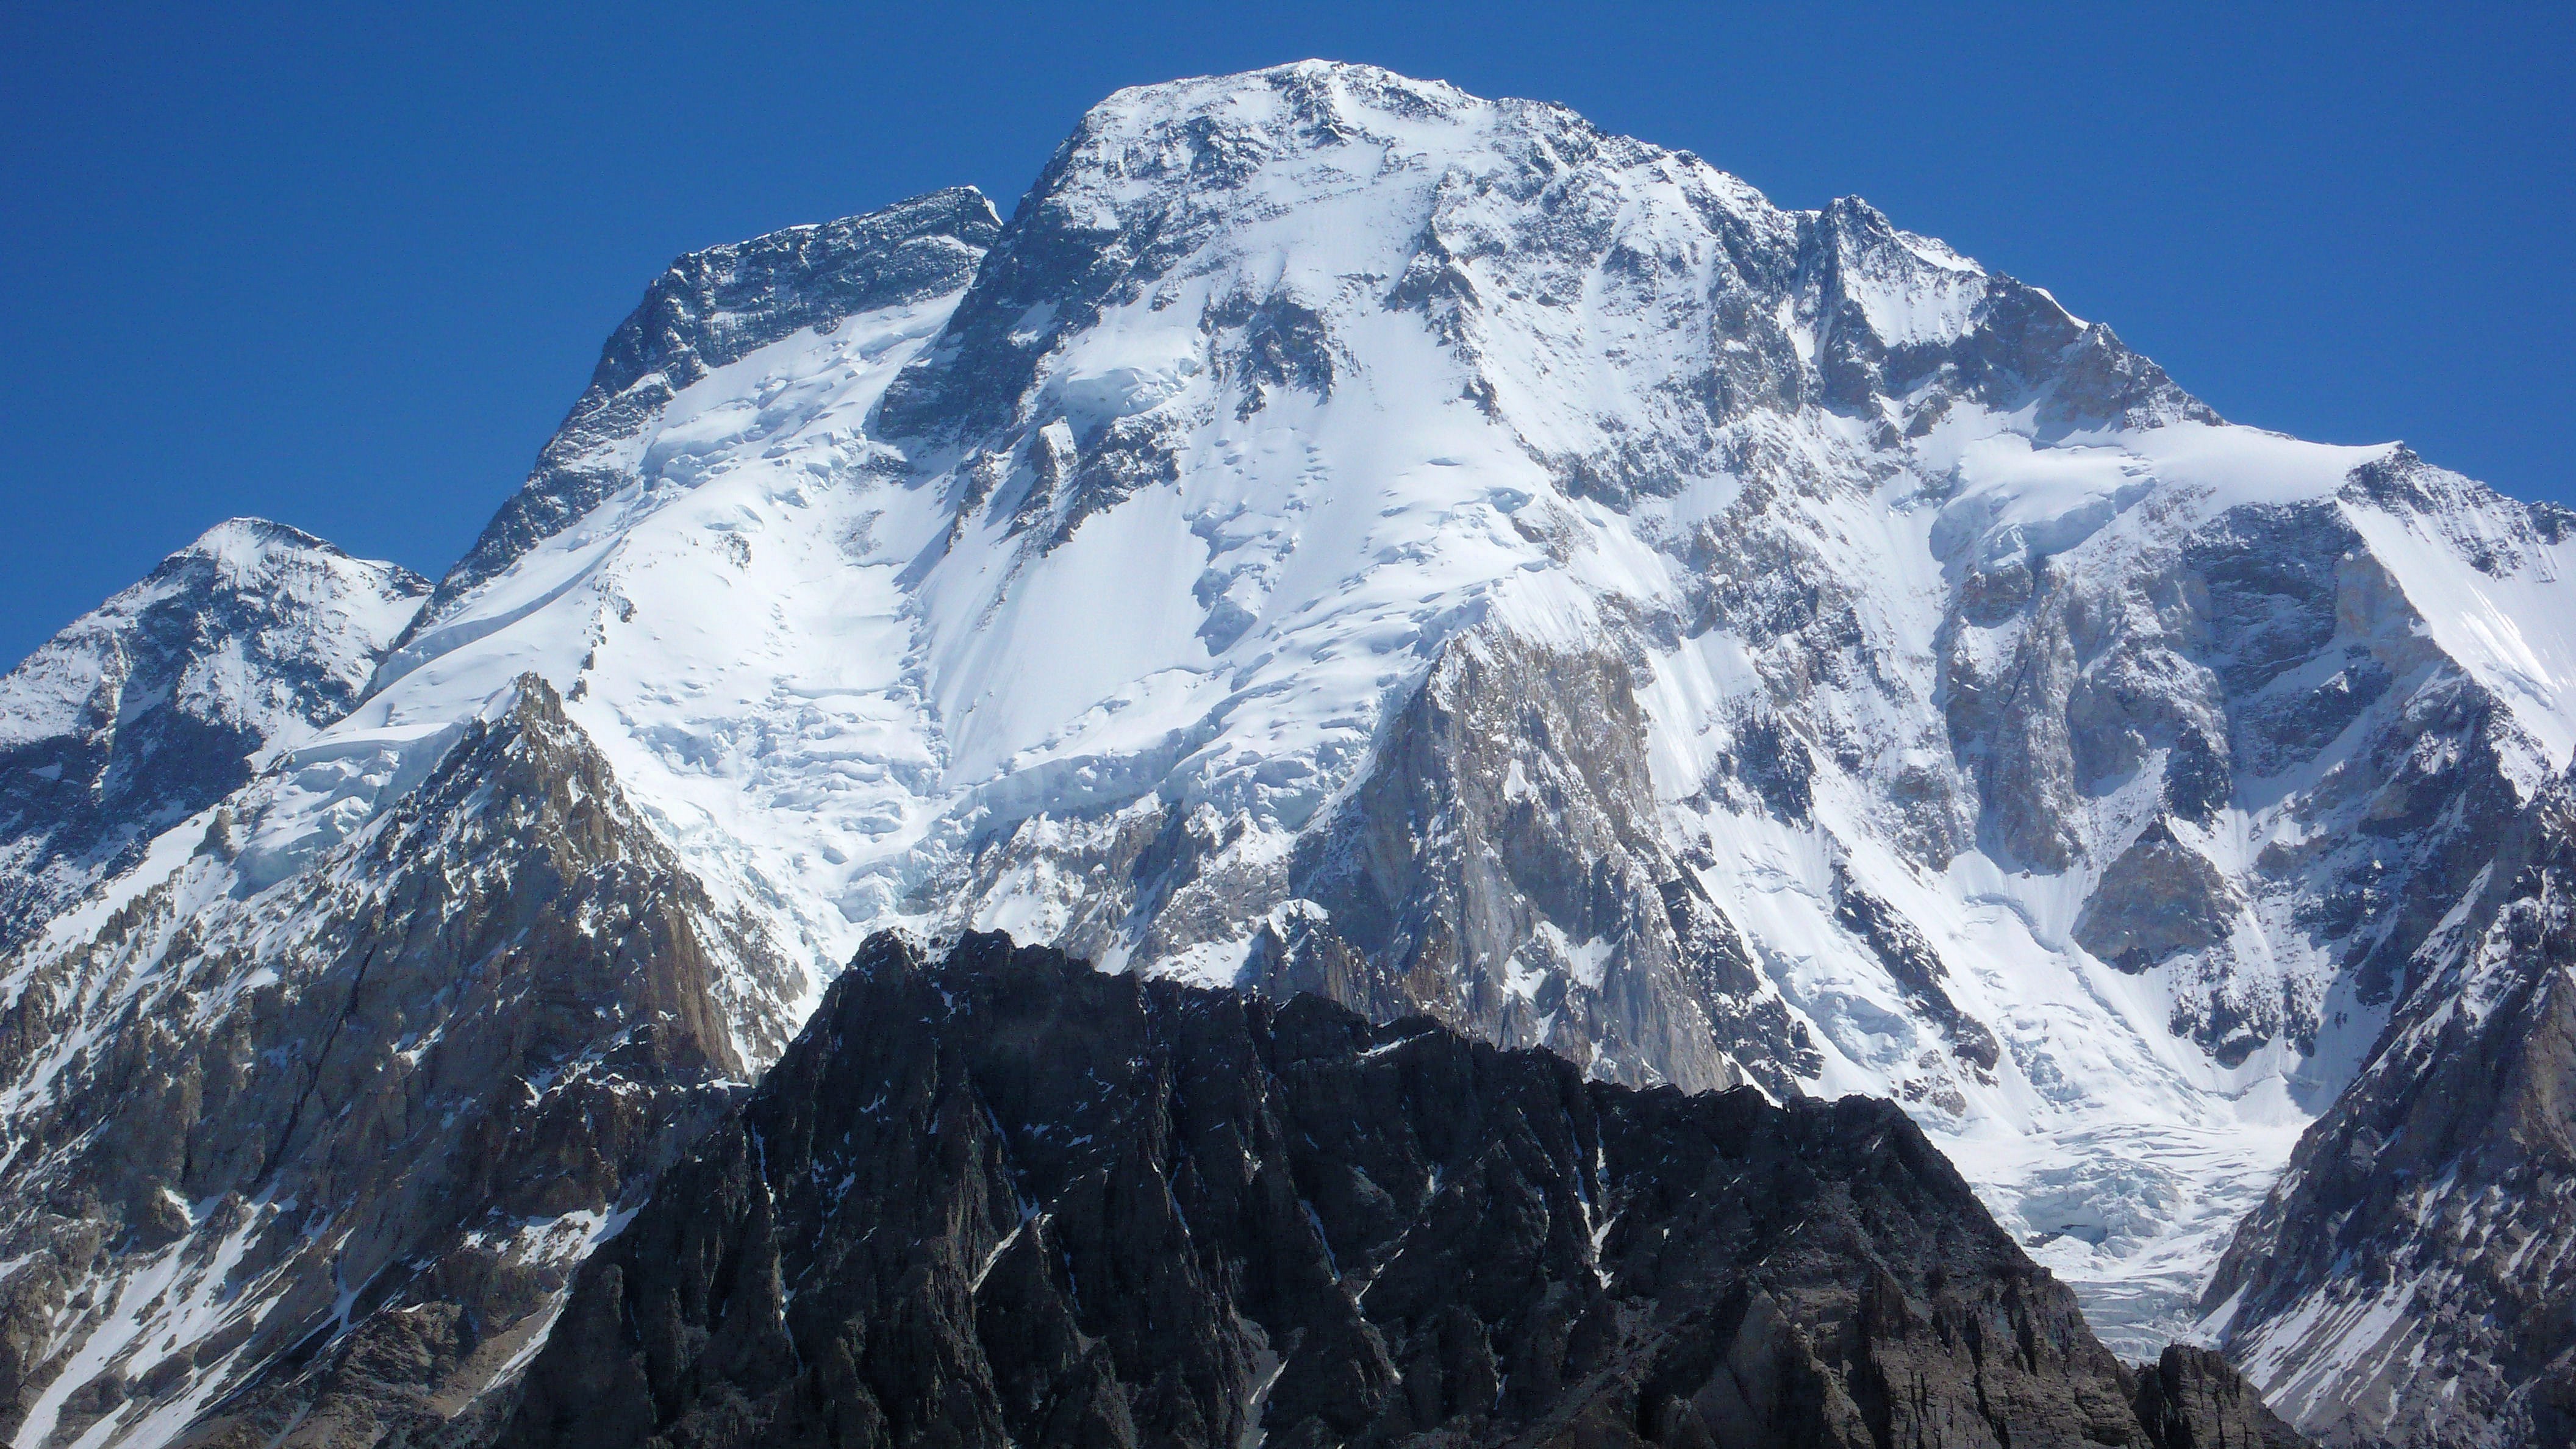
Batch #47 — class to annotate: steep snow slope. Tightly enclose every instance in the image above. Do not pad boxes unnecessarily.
[5,60,2571,1446]
[409,185,1003,621]
[0,520,425,947]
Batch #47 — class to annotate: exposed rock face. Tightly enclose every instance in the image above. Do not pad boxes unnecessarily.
[1275,629,1809,1096]
[2131,1345,2311,1449]
[0,520,425,947]
[0,678,790,1447]
[2205,766,2576,1449]
[2075,821,2242,977]
[503,930,2302,1449]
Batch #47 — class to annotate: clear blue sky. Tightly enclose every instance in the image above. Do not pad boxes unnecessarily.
[3,1,2568,665]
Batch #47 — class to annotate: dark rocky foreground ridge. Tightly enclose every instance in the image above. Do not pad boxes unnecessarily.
[501,931,2306,1449]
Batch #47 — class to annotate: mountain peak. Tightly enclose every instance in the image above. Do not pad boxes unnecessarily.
[181,514,330,559]
[0,519,426,945]
[412,185,1006,623]
[1078,57,1482,131]
[162,516,422,593]
[1045,59,1634,204]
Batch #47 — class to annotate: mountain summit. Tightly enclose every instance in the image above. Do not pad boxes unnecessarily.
[0,519,425,946]
[1,62,2567,1448]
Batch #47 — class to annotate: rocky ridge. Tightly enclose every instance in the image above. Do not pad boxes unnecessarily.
[503,929,2309,1449]
[399,185,1003,633]
[2204,763,2576,1448]
[0,676,789,1448]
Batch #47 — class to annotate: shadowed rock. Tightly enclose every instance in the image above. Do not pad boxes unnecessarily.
[501,929,2303,1449]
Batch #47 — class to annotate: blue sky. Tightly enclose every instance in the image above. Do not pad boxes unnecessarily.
[2,1,2567,665]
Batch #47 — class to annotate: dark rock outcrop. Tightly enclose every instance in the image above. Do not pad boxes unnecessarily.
[1832,873,2001,1076]
[2131,1345,2309,1449]
[503,929,2301,1449]
[2074,821,2241,976]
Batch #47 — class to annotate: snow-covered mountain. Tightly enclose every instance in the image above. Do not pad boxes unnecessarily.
[2,60,2569,1448]
[0,675,787,1448]
[0,520,426,947]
